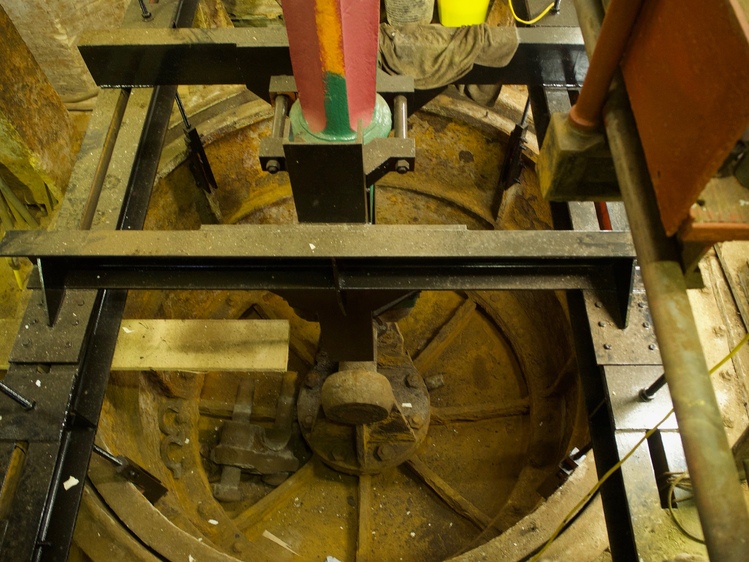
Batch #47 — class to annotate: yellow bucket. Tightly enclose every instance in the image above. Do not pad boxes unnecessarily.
[437,0,491,26]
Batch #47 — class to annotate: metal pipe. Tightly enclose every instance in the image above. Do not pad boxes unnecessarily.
[573,1,749,558]
[568,0,643,132]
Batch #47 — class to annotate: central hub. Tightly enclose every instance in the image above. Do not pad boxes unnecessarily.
[298,323,430,475]
[321,367,395,425]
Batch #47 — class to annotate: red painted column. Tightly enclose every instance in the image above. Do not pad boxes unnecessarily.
[283,0,389,142]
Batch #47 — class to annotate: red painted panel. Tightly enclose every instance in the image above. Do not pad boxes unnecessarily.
[621,0,749,235]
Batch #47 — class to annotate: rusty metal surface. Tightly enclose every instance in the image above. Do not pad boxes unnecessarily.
[621,0,749,236]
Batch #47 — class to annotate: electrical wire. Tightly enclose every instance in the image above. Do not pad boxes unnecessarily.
[508,0,556,25]
[667,472,705,544]
[529,332,749,561]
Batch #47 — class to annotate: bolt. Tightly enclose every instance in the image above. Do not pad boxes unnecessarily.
[22,340,31,348]
[375,444,395,462]
[638,302,646,309]
[603,343,612,350]
[648,344,657,351]
[65,341,72,348]
[30,319,38,326]
[232,541,246,554]
[77,299,85,307]
[396,159,410,174]
[137,0,152,20]
[405,373,421,389]
[72,319,79,326]
[304,371,321,389]
[594,301,603,308]
[266,159,280,174]
[197,501,212,518]
[642,322,651,329]
[410,414,425,429]
[598,321,607,328]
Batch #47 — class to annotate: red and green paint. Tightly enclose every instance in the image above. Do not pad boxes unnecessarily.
[283,0,389,142]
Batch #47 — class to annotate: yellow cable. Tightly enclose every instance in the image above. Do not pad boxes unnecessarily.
[508,0,556,25]
[530,332,749,561]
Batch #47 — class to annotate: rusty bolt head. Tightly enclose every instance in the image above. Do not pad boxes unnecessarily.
[305,371,321,389]
[376,444,396,462]
[405,373,421,389]
[603,343,612,350]
[594,301,603,308]
[410,414,425,429]
[648,344,657,351]
[642,322,651,329]
[598,321,607,328]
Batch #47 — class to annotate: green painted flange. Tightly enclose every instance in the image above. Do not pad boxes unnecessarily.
[289,94,392,144]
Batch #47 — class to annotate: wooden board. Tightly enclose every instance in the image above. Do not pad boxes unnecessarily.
[111,319,289,372]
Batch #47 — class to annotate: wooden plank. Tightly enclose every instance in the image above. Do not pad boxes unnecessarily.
[111,319,289,372]
[405,455,492,531]
[430,399,530,425]
[356,474,373,562]
[413,299,476,373]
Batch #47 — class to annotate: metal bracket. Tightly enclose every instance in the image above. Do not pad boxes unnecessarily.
[9,289,96,364]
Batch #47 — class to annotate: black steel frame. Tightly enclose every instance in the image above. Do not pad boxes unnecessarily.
[0,1,662,560]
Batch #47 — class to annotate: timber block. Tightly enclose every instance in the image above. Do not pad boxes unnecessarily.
[537,112,620,202]
[0,5,74,211]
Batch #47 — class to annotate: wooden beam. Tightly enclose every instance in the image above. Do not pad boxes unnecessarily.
[110,319,289,372]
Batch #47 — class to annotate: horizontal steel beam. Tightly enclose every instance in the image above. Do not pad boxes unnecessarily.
[0,225,632,259]
[0,225,634,295]
[77,27,586,94]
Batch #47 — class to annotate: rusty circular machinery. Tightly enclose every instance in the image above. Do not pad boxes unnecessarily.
[72,88,587,562]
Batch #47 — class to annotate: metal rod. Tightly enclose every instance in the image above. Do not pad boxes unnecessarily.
[92,444,123,467]
[394,95,408,140]
[573,1,749,558]
[638,373,666,401]
[519,95,531,128]
[553,0,563,14]
[394,95,410,174]
[137,0,152,20]
[266,95,289,174]
[0,382,35,410]
[271,94,289,138]
[174,92,191,130]
[568,0,643,132]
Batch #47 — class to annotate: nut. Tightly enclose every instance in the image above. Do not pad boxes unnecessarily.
[375,444,396,462]
[410,414,425,429]
[405,373,421,389]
